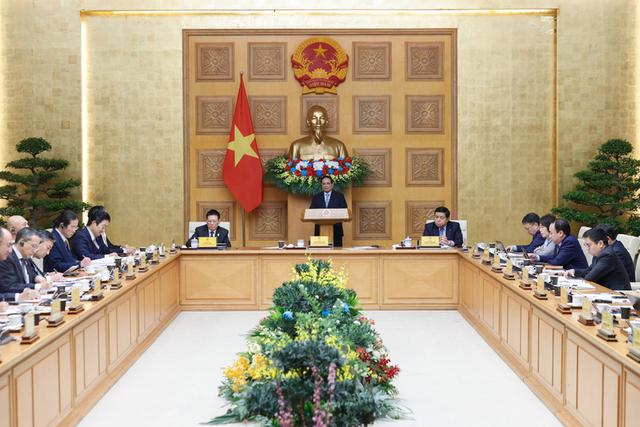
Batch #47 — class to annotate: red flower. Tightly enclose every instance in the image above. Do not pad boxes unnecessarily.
[345,157,352,163]
[295,170,301,176]
[333,170,339,175]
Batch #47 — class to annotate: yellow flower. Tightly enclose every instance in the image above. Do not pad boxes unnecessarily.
[223,356,251,392]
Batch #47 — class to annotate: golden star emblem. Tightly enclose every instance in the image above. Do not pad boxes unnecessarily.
[227,125,258,166]
[313,43,327,58]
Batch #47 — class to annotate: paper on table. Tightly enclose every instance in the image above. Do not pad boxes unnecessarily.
[90,257,115,267]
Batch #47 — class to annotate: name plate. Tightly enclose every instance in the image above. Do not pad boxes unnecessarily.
[633,328,640,352]
[310,236,330,247]
[198,237,217,248]
[304,208,349,221]
[420,236,440,247]
[71,286,81,306]
[51,299,61,315]
[601,308,614,333]
[581,297,592,320]
[24,312,35,337]
[560,286,568,305]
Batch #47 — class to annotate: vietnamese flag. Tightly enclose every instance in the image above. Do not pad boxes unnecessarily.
[223,74,263,213]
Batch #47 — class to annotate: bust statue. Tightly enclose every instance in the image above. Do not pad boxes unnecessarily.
[288,105,348,161]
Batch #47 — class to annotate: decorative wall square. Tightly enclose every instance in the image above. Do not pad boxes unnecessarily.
[300,94,339,134]
[353,42,391,80]
[405,95,444,133]
[405,200,444,237]
[353,96,391,133]
[353,201,391,240]
[406,148,444,186]
[196,201,236,240]
[249,201,287,240]
[352,148,391,186]
[197,149,226,187]
[248,42,287,81]
[405,41,443,80]
[196,43,234,81]
[196,96,233,134]
[249,96,287,134]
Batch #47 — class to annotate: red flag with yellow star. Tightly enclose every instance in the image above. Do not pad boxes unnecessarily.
[223,75,263,213]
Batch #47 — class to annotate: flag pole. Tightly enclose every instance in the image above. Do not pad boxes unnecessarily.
[242,208,247,248]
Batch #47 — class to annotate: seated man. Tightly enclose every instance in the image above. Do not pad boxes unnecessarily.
[0,227,52,301]
[31,231,64,282]
[72,209,115,260]
[6,215,28,240]
[565,228,630,291]
[509,212,545,253]
[185,209,231,247]
[45,210,91,272]
[533,214,556,258]
[422,206,463,247]
[529,219,588,270]
[87,205,135,255]
[595,223,635,282]
[309,175,348,247]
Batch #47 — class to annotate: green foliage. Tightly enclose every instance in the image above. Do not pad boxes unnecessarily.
[552,139,640,234]
[209,258,408,426]
[0,137,89,227]
[264,155,370,196]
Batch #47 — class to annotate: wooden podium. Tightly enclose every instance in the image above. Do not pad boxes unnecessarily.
[302,208,352,246]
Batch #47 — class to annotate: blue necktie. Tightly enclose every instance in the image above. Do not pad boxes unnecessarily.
[439,227,445,238]
[324,193,330,208]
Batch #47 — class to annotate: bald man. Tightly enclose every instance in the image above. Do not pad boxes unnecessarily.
[0,227,42,303]
[6,215,28,240]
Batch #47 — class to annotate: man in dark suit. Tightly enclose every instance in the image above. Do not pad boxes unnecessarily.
[88,206,135,255]
[185,209,231,247]
[565,228,630,291]
[0,228,51,301]
[72,209,114,260]
[530,219,588,270]
[595,224,636,282]
[309,175,348,247]
[422,206,463,247]
[508,212,545,253]
[45,210,91,273]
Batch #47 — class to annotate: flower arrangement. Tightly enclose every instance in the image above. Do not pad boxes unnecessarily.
[208,257,407,426]
[264,155,370,196]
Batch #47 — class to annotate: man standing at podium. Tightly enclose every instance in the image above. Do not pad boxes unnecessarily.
[310,175,347,247]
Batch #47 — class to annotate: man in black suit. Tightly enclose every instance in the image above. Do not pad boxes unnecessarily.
[88,206,135,255]
[0,227,52,301]
[185,209,231,247]
[422,206,463,247]
[71,209,114,260]
[595,224,636,282]
[309,175,348,247]
[565,228,630,291]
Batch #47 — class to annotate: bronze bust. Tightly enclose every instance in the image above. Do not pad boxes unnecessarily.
[288,105,348,161]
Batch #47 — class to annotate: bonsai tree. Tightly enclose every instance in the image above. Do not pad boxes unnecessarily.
[0,137,89,228]
[552,138,640,235]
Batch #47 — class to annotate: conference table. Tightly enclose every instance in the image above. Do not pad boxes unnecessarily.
[0,248,638,427]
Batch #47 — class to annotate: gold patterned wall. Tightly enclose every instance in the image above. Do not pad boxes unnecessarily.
[184,30,456,247]
[1,1,638,246]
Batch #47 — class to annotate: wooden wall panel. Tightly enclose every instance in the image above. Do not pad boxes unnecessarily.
[0,372,10,427]
[565,331,621,427]
[530,308,564,401]
[382,255,458,307]
[107,289,139,370]
[14,334,73,427]
[184,30,456,247]
[74,311,108,401]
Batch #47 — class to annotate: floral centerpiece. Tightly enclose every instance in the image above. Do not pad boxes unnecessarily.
[208,258,407,426]
[264,156,370,196]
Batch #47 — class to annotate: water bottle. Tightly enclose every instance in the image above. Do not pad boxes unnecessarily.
[191,237,199,249]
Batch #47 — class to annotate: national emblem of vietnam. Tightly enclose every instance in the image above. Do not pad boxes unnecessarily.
[291,37,349,94]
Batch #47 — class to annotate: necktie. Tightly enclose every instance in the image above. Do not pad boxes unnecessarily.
[324,193,330,208]
[439,227,445,238]
[209,230,214,238]
[64,239,70,251]
[554,245,560,256]
[20,259,30,283]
